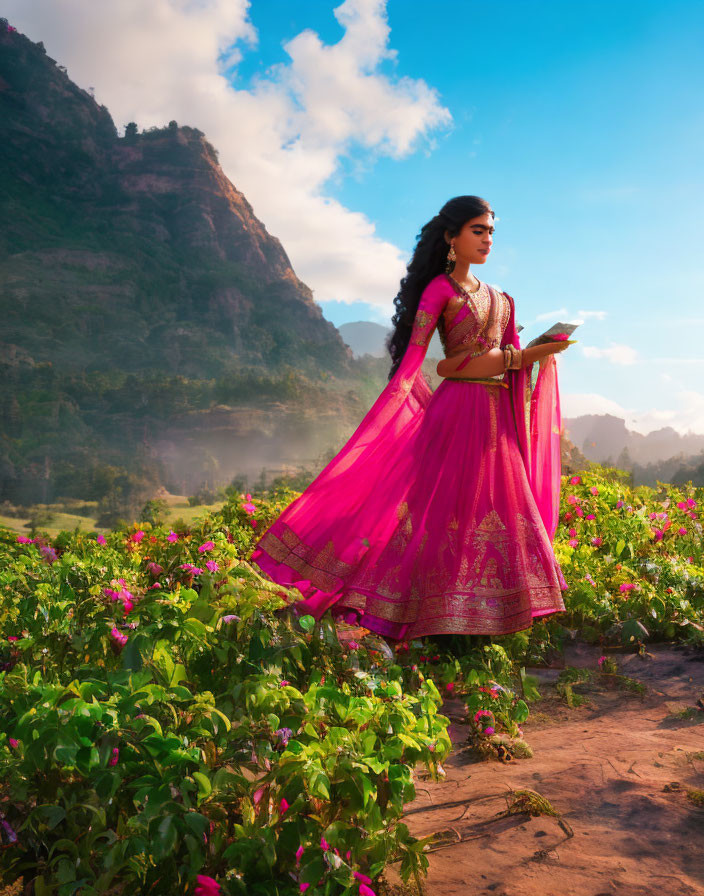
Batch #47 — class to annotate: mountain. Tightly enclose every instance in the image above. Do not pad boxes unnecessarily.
[0,26,353,380]
[563,414,704,466]
[0,23,393,510]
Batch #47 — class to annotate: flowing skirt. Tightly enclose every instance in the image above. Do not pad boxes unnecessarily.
[252,377,567,640]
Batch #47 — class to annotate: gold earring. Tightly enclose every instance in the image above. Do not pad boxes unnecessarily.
[445,241,456,274]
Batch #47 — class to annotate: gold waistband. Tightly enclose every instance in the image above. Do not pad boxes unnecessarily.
[444,376,509,388]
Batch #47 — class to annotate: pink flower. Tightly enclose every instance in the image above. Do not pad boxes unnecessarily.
[253,787,265,805]
[16,535,33,544]
[598,655,606,667]
[586,513,596,520]
[150,582,161,589]
[280,798,289,813]
[677,501,687,510]
[484,726,495,735]
[445,682,454,692]
[688,556,694,563]
[167,531,179,542]
[616,500,624,508]
[354,872,373,886]
[300,885,310,894]
[205,560,219,572]
[567,495,578,505]
[474,709,492,722]
[279,680,290,687]
[568,527,577,537]
[195,876,221,896]
[687,498,696,507]
[690,512,697,519]
[575,507,584,518]
[131,530,145,543]
[591,537,603,546]
[96,534,107,545]
[568,538,578,548]
[8,636,18,642]
[8,738,19,749]
[653,529,664,542]
[359,886,376,896]
[619,583,635,592]
[320,836,330,851]
[198,541,215,552]
[147,561,163,577]
[109,747,119,766]
[110,627,128,648]
[348,640,360,650]
[296,845,304,866]
[678,527,687,536]
[649,512,657,520]
[191,567,203,575]
[569,475,581,484]
[564,511,573,521]
[590,486,599,495]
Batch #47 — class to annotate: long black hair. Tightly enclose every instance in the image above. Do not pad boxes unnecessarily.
[386,195,495,380]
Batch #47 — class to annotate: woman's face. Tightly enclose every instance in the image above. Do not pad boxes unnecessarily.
[447,212,494,265]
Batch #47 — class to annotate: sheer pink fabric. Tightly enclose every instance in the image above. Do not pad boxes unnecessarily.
[250,274,567,637]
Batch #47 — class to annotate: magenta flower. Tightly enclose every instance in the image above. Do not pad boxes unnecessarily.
[568,538,579,548]
[194,876,221,896]
[567,495,578,505]
[619,583,635,593]
[276,728,293,747]
[131,530,145,543]
[300,885,310,894]
[591,536,603,546]
[616,500,624,508]
[445,682,454,692]
[359,886,376,896]
[110,627,128,649]
[8,738,19,749]
[677,501,687,510]
[575,507,584,518]
[7,636,18,642]
[191,567,203,575]
[150,582,161,589]
[688,556,694,563]
[181,563,195,571]
[598,655,606,667]
[354,872,373,886]
[569,475,581,484]
[167,531,179,542]
[296,844,304,866]
[568,527,577,537]
[321,836,331,851]
[690,511,697,519]
[16,535,33,544]
[677,526,687,535]
[205,560,219,572]
[198,541,215,553]
[147,561,163,577]
[687,498,696,507]
[109,747,119,766]
[279,679,290,686]
[96,534,107,545]
[653,529,664,542]
[347,640,360,650]
[484,726,495,735]
[586,513,596,520]
[590,486,599,495]
[564,511,573,521]
[474,709,492,722]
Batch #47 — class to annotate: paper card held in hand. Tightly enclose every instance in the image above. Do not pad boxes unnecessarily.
[524,321,579,350]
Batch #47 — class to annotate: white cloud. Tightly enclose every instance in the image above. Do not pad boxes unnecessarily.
[535,307,569,322]
[582,343,638,365]
[577,309,608,320]
[562,390,704,436]
[4,0,451,312]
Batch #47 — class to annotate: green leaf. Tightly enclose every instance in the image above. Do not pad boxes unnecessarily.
[298,614,315,632]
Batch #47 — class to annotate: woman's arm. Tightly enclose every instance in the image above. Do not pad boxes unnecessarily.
[436,341,568,379]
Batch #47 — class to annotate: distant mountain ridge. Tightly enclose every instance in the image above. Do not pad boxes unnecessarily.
[563,414,704,466]
[339,320,444,360]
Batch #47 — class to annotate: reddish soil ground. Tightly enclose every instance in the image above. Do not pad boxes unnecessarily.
[388,641,704,896]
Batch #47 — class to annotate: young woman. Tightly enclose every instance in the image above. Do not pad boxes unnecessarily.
[250,195,570,639]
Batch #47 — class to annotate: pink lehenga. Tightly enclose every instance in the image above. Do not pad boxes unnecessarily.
[250,273,567,639]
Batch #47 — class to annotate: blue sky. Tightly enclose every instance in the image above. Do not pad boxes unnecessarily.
[229,0,704,433]
[5,0,704,432]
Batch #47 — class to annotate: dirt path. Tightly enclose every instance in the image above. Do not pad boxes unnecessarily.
[391,642,704,896]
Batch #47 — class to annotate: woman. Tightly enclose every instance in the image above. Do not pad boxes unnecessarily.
[250,195,569,639]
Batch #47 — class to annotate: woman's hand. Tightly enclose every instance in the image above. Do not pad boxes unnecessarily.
[522,340,570,367]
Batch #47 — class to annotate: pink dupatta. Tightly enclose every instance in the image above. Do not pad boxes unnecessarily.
[250,276,563,617]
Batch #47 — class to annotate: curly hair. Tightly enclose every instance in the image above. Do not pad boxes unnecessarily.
[386,195,495,380]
